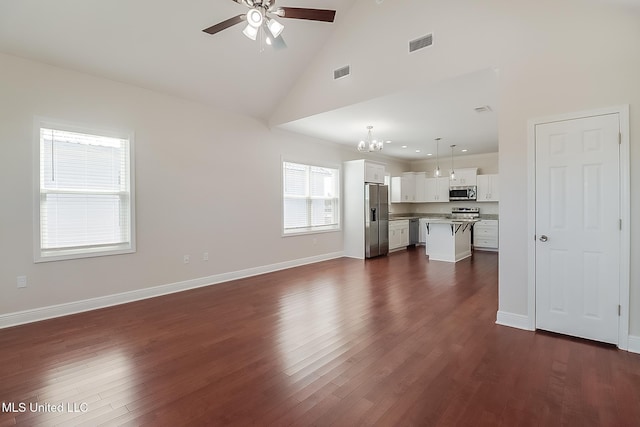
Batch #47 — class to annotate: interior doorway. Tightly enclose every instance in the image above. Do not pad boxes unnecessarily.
[528,106,630,348]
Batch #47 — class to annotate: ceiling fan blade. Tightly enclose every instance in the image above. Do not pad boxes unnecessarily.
[202,14,246,35]
[276,7,336,22]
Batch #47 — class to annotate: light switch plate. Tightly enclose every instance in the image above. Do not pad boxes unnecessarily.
[17,276,27,288]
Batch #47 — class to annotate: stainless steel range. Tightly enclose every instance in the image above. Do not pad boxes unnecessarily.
[450,207,480,220]
[451,208,480,248]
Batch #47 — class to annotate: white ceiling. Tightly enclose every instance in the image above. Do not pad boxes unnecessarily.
[12,2,636,161]
[278,69,499,160]
[0,1,499,162]
[0,0,355,120]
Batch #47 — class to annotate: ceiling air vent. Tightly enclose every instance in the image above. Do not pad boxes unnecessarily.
[333,65,351,80]
[474,105,493,113]
[409,33,433,53]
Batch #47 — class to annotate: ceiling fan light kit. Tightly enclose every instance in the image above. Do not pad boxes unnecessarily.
[242,24,259,40]
[266,17,284,38]
[246,8,264,27]
[203,0,336,51]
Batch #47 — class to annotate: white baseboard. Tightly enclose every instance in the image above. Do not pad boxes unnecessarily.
[628,335,640,354]
[0,251,344,329]
[496,312,639,354]
[496,310,534,331]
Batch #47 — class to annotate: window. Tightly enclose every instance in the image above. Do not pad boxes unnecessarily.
[282,161,340,235]
[35,122,135,262]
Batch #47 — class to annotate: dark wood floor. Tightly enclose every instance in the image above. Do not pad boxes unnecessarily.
[1,249,639,426]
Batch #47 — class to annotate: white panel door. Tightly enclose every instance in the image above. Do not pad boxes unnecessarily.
[535,113,620,344]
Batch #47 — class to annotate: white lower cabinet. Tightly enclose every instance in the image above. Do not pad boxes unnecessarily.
[474,219,498,251]
[389,220,410,251]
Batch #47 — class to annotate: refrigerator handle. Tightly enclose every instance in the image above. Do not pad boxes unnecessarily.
[371,207,377,222]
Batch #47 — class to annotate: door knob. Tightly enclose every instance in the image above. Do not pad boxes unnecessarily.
[539,235,548,242]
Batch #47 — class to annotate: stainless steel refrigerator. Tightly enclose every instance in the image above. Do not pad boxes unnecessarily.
[365,184,389,258]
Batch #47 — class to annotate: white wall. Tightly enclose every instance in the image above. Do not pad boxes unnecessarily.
[0,52,408,318]
[410,152,499,176]
[270,0,640,335]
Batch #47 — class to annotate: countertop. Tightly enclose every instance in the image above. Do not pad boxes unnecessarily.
[389,214,498,221]
[420,218,480,224]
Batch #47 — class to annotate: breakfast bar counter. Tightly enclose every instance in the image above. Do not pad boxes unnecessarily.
[423,219,478,262]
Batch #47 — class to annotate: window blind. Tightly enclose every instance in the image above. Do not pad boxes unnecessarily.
[283,162,339,234]
[38,127,133,259]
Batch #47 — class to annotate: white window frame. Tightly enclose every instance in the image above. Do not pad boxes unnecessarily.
[282,160,341,236]
[33,117,136,262]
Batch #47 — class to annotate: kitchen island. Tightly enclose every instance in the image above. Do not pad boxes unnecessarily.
[423,219,478,262]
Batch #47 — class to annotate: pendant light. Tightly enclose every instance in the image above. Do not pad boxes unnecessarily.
[433,137,442,177]
[357,126,383,152]
[450,144,456,180]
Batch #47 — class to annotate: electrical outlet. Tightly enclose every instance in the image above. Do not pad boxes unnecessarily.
[203,252,209,261]
[17,276,27,288]
[183,255,190,264]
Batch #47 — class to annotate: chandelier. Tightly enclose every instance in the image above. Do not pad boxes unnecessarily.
[357,126,383,152]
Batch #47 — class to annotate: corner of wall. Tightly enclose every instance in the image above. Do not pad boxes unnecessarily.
[628,335,640,355]
[495,310,534,331]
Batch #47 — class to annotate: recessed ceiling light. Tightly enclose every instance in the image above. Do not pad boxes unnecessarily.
[416,149,421,153]
[401,145,407,149]
[461,149,468,152]
[427,153,433,156]
[385,140,392,144]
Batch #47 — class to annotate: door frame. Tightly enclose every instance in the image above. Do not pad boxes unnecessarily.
[527,105,630,349]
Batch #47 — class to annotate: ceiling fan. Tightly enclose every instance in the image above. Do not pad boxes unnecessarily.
[202,0,336,49]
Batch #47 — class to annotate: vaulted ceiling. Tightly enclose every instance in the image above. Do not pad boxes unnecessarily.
[0,0,354,120]
[1,0,637,159]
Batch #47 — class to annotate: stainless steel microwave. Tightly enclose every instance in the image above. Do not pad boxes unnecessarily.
[449,186,477,201]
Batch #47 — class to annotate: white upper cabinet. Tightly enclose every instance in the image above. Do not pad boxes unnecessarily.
[401,173,416,202]
[391,172,424,203]
[477,174,499,202]
[413,172,427,203]
[424,177,450,202]
[390,176,402,203]
[392,168,495,203]
[364,161,386,184]
[449,167,478,187]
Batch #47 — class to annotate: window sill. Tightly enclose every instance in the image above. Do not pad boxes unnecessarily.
[35,245,135,263]
[282,227,341,237]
